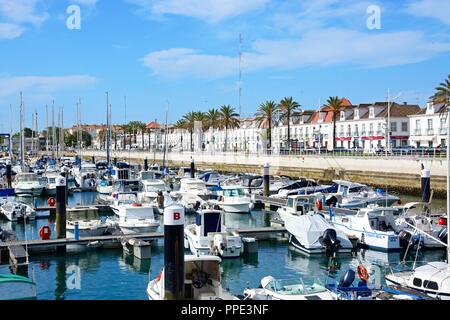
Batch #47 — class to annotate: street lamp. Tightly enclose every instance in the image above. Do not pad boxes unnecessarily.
[386,90,402,156]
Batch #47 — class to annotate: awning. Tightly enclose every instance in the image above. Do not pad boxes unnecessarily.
[361,136,384,141]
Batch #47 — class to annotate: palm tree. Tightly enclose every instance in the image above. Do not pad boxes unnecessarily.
[134,121,147,149]
[326,96,344,150]
[182,112,198,152]
[432,74,450,107]
[97,129,106,150]
[279,97,301,149]
[255,101,278,151]
[174,119,187,150]
[219,105,240,152]
[206,108,222,130]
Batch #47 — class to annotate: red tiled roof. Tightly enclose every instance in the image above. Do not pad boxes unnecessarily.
[146,121,161,129]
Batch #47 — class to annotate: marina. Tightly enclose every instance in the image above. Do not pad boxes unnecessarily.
[0,0,449,306]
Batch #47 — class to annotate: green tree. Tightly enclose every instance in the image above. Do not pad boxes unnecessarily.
[279,97,301,149]
[219,105,240,152]
[255,101,278,150]
[326,96,344,150]
[432,74,450,107]
[206,108,222,130]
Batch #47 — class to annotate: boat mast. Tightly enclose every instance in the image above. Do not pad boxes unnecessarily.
[106,92,111,166]
[9,104,13,159]
[35,110,39,156]
[19,92,24,171]
[60,106,64,154]
[162,103,169,174]
[51,100,55,159]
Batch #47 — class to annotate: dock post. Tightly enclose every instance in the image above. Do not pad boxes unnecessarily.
[164,204,185,300]
[92,156,95,164]
[144,158,149,171]
[421,165,431,203]
[114,157,117,166]
[55,173,67,251]
[263,162,270,197]
[190,158,195,178]
[6,162,12,188]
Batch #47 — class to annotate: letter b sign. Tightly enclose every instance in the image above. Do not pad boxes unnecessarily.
[173,212,180,221]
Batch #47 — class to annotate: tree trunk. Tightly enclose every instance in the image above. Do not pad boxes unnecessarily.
[148,130,151,150]
[268,118,272,150]
[142,130,145,149]
[190,129,193,152]
[224,127,228,152]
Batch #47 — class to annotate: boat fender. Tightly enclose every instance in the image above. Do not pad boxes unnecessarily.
[39,226,52,240]
[47,197,56,207]
[339,269,356,288]
[357,265,369,283]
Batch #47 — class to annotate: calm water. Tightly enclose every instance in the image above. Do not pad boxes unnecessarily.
[0,192,447,300]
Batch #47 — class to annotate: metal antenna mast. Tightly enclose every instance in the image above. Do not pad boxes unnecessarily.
[239,33,243,118]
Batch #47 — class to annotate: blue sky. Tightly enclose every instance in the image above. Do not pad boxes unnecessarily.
[0,0,449,132]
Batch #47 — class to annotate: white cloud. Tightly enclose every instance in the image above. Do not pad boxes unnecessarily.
[141,29,450,80]
[0,75,98,98]
[0,0,48,25]
[70,0,99,6]
[407,0,450,25]
[127,0,268,23]
[0,23,26,39]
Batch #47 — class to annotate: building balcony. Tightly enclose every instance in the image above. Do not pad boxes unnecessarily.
[426,128,435,135]
[439,127,448,135]
[361,131,367,136]
[414,129,422,135]
[352,131,360,137]
[368,131,374,136]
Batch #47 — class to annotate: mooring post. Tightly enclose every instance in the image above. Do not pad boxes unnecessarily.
[164,204,185,300]
[114,157,117,166]
[55,172,67,249]
[190,158,195,179]
[92,156,95,164]
[6,162,12,188]
[263,162,270,197]
[144,158,149,171]
[421,165,431,203]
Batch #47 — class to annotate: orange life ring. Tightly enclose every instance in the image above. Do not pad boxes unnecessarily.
[39,226,52,240]
[357,265,369,282]
[47,197,56,207]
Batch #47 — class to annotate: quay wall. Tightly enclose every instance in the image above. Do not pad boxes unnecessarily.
[78,150,448,197]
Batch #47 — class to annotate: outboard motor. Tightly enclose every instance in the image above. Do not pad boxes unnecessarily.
[438,228,448,244]
[319,229,341,253]
[398,230,420,248]
[325,195,338,207]
[339,269,356,288]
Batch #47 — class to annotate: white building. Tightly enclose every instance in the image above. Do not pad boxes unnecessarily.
[409,102,448,148]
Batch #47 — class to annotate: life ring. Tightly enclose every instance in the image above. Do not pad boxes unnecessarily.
[357,265,369,282]
[39,226,52,240]
[156,271,162,282]
[47,197,56,207]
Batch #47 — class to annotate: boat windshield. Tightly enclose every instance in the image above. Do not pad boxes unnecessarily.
[224,188,245,197]
[145,184,165,192]
[266,278,327,295]
[18,175,37,182]
[141,172,155,180]
[117,194,138,204]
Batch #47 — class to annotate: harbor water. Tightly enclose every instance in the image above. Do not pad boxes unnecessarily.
[0,192,447,300]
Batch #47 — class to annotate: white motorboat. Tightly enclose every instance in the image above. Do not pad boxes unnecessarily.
[66,220,108,238]
[147,255,236,300]
[175,178,211,211]
[96,179,113,195]
[73,162,98,191]
[214,186,253,213]
[137,171,167,203]
[0,201,36,221]
[327,180,400,209]
[184,207,243,258]
[198,171,227,187]
[43,172,58,196]
[330,205,401,251]
[243,275,337,300]
[277,195,353,255]
[109,192,159,234]
[13,173,44,196]
[394,202,446,249]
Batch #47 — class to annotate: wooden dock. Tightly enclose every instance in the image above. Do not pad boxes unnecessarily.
[8,245,29,267]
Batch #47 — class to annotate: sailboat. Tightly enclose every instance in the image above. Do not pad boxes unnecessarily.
[385,107,450,299]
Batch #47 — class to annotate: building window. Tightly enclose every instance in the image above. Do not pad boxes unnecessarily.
[391,122,397,132]
[369,107,375,118]
[401,122,408,132]
[428,119,433,130]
